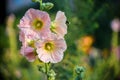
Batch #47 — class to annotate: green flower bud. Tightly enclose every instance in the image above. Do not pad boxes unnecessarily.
[75,66,85,79]
[42,2,54,10]
[37,65,46,73]
[47,69,56,80]
[47,69,56,77]
[75,66,85,74]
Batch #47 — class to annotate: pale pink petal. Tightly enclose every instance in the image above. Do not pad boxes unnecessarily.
[54,39,67,51]
[20,46,36,62]
[21,28,40,40]
[49,39,67,63]
[50,49,64,63]
[18,13,31,28]
[35,40,45,49]
[19,28,40,48]
[55,11,67,27]
[37,48,51,63]
[55,25,67,39]
[53,11,67,38]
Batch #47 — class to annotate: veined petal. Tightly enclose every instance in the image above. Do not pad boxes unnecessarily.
[54,39,67,51]
[37,48,51,63]
[51,11,67,38]
[55,11,67,26]
[20,46,36,62]
[50,49,64,63]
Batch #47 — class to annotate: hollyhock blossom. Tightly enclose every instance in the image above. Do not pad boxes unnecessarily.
[111,18,120,32]
[19,30,37,62]
[20,46,36,62]
[36,34,67,63]
[19,29,40,47]
[51,11,67,38]
[18,8,51,39]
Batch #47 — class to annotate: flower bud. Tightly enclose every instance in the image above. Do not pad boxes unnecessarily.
[48,69,56,77]
[37,65,46,73]
[75,66,85,74]
[47,69,56,80]
[75,66,85,79]
[42,2,54,10]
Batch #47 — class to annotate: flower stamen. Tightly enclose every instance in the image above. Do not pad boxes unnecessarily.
[32,19,43,30]
[45,42,54,51]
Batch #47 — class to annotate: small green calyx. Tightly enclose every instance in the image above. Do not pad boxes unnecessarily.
[32,19,43,30]
[45,42,54,51]
[42,2,54,11]
[47,69,56,80]
[50,22,57,34]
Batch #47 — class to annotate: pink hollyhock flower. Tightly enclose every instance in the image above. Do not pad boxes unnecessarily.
[18,8,51,39]
[51,11,67,38]
[36,34,67,63]
[19,30,37,62]
[19,29,39,47]
[111,18,120,32]
[20,46,36,62]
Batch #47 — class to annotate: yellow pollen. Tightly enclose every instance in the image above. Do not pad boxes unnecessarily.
[45,42,54,51]
[36,23,41,27]
[46,45,51,50]
[32,19,43,30]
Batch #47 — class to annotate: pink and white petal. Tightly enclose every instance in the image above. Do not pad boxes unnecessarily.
[54,11,67,38]
[20,46,36,62]
[55,11,67,25]
[18,9,35,28]
[50,49,64,63]
[18,13,31,28]
[39,28,51,40]
[35,40,45,49]
[54,39,67,51]
[25,8,38,19]
[25,52,36,62]
[21,28,40,40]
[37,48,51,63]
[55,25,67,38]
[36,10,51,27]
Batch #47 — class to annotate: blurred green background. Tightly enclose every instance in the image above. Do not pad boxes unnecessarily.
[0,0,120,80]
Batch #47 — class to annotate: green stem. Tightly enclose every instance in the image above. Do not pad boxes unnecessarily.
[111,32,118,47]
[45,63,48,79]
[45,63,51,80]
[39,0,43,10]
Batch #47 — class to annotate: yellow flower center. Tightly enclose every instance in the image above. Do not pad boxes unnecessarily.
[50,22,57,34]
[32,19,43,30]
[44,42,54,51]
[28,40,35,47]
